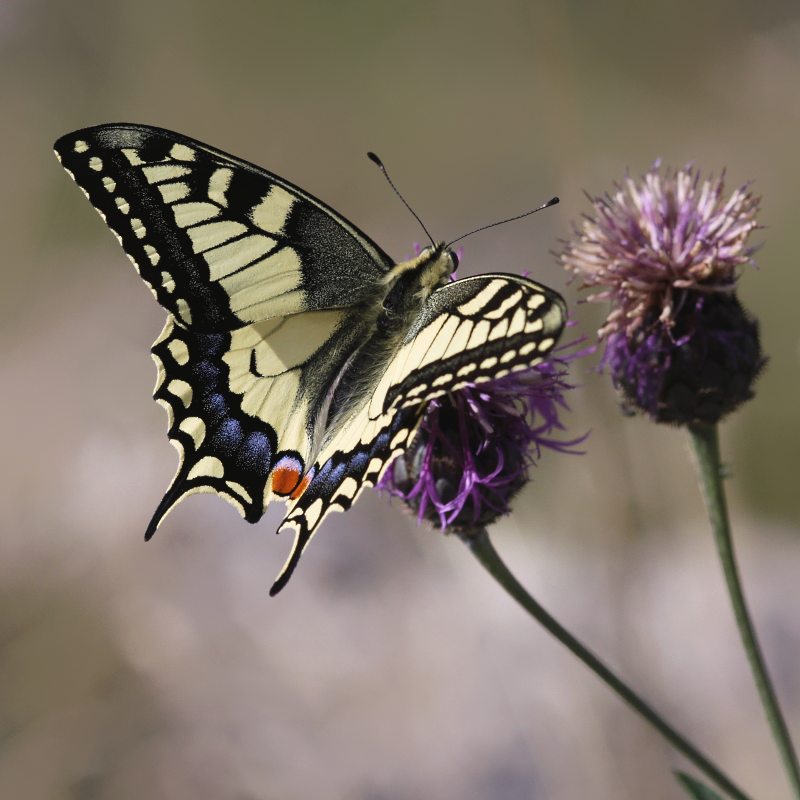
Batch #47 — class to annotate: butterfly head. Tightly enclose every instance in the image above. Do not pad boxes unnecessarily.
[407,242,459,298]
[438,243,459,273]
[419,241,459,273]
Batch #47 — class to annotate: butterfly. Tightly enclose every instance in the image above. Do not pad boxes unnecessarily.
[54,124,567,594]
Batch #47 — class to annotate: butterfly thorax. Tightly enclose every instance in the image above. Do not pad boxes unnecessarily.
[322,244,456,440]
[382,243,455,306]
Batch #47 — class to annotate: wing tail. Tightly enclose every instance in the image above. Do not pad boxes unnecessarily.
[269,523,311,596]
[145,473,190,541]
[268,405,423,594]
[145,455,265,541]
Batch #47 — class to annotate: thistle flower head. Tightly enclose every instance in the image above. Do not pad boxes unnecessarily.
[379,350,585,532]
[557,161,766,425]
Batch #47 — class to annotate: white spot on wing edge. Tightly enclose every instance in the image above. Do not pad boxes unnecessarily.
[152,318,175,391]
[168,338,190,365]
[179,416,206,448]
[226,481,252,503]
[187,456,225,480]
[152,353,168,397]
[73,140,89,153]
[152,315,175,346]
[170,143,196,161]
[456,363,477,377]
[88,156,103,171]
[168,379,193,407]
[144,244,160,265]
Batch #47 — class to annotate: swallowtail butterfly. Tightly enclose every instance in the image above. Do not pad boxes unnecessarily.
[54,124,566,594]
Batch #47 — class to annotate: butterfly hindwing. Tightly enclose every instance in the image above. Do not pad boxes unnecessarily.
[148,306,372,538]
[54,124,394,332]
[270,274,566,594]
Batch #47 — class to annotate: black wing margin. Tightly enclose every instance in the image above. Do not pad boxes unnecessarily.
[54,123,394,332]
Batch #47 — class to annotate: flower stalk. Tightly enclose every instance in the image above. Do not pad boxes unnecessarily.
[458,526,754,800]
[687,423,800,800]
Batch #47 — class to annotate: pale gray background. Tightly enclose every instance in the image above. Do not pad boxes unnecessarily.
[1,1,799,798]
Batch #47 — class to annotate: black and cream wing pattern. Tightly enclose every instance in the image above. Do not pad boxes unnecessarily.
[54,123,567,594]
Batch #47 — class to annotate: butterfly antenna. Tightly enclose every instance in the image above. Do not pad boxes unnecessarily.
[446,197,559,247]
[367,152,435,247]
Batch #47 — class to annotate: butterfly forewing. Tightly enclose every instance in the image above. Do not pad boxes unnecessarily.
[271,275,566,594]
[54,124,394,333]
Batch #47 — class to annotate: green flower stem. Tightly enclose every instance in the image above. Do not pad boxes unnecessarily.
[457,526,753,800]
[687,422,800,800]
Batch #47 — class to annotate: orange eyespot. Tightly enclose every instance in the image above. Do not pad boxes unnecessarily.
[272,456,304,496]
[290,472,313,500]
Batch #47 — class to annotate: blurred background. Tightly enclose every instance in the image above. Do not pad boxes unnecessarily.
[1,0,799,798]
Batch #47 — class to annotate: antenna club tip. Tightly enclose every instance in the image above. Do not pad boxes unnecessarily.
[547,196,560,207]
[367,152,383,167]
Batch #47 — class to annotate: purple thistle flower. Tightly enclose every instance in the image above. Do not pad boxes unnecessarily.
[379,346,585,532]
[557,161,766,425]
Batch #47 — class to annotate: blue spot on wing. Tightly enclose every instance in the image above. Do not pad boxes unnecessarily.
[212,418,244,454]
[203,393,227,425]
[370,432,389,457]
[349,451,370,473]
[195,333,226,358]
[321,461,347,490]
[192,359,220,388]
[237,431,272,476]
